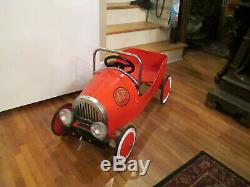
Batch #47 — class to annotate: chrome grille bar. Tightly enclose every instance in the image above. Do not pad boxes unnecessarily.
[73,96,106,123]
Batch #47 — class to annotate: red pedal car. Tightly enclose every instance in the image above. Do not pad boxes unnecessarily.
[51,48,172,159]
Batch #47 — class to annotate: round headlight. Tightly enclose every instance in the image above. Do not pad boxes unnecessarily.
[59,109,73,126]
[90,122,107,140]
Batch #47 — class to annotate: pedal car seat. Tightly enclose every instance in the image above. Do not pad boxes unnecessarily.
[120,48,167,84]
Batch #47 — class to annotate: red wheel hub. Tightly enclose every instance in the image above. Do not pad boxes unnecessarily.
[120,132,135,157]
[53,114,64,135]
[115,127,136,159]
[161,76,172,104]
[51,104,72,136]
[163,77,171,98]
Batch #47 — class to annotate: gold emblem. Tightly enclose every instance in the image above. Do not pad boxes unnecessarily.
[113,87,130,107]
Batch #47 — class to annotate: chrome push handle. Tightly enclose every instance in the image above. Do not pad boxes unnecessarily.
[93,48,143,88]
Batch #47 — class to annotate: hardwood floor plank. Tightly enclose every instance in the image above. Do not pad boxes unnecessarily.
[20,145,46,187]
[16,153,37,187]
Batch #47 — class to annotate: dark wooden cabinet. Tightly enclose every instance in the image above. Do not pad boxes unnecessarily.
[206,2,250,127]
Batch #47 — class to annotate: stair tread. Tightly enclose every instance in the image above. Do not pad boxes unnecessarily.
[104,41,187,58]
[107,22,161,35]
[107,3,139,10]
[124,41,187,52]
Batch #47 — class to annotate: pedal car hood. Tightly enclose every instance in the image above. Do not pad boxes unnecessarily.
[81,68,138,100]
[78,68,139,135]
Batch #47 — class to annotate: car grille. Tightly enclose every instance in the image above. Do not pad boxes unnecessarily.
[72,96,106,123]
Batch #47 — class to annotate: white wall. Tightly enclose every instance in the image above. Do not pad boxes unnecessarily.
[0,0,103,112]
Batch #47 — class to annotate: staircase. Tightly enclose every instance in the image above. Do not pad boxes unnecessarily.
[106,0,187,63]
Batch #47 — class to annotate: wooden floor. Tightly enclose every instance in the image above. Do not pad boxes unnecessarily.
[0,51,249,187]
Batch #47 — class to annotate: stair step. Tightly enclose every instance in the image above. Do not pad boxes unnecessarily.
[105,41,186,55]
[127,41,187,63]
[107,22,161,35]
[105,41,187,64]
[107,3,139,10]
[126,41,187,52]
[107,6,146,25]
[107,0,131,3]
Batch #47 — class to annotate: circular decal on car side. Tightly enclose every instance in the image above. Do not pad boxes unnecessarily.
[113,87,130,107]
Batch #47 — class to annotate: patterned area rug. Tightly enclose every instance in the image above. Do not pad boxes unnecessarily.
[155,151,249,187]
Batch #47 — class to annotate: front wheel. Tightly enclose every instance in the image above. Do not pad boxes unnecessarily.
[114,126,136,159]
[51,104,72,136]
[160,75,172,104]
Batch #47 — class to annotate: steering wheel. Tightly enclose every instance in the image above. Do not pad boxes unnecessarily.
[104,55,135,74]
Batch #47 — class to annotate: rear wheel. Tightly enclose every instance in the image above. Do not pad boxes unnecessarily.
[51,104,72,136]
[114,126,136,159]
[160,75,172,104]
